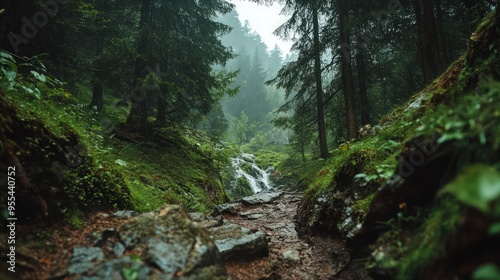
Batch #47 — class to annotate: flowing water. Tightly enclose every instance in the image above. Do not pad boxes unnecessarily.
[229,153,273,194]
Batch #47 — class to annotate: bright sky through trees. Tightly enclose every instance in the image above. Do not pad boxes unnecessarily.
[228,0,293,55]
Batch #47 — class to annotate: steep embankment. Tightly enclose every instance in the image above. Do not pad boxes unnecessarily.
[0,50,234,277]
[0,50,232,221]
[295,12,500,279]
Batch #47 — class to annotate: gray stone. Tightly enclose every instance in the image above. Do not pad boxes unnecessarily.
[404,94,426,112]
[113,210,139,218]
[246,214,264,220]
[72,206,227,280]
[188,212,207,222]
[208,224,269,260]
[77,256,150,280]
[282,249,301,261]
[145,238,187,274]
[68,246,104,274]
[197,218,224,228]
[113,242,125,257]
[242,192,282,205]
[213,203,240,215]
[118,206,226,279]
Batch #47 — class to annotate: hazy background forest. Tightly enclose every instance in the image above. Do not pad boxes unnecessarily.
[0,0,490,160]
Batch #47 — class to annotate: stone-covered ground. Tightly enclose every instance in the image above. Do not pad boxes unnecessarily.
[213,190,368,279]
[3,190,370,279]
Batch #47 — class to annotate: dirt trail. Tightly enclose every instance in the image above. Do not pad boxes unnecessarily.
[220,191,366,280]
[4,190,368,279]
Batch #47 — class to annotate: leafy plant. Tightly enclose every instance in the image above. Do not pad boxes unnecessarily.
[446,164,500,214]
[473,264,500,280]
[1,51,62,99]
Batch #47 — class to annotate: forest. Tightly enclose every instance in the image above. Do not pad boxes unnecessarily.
[1,0,500,279]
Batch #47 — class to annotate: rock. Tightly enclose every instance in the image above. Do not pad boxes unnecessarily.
[208,224,269,260]
[242,192,282,205]
[213,203,240,215]
[188,212,207,222]
[118,206,226,278]
[282,249,301,261]
[70,205,227,280]
[68,246,104,275]
[144,238,189,275]
[239,210,265,220]
[77,256,150,280]
[246,214,264,220]
[113,210,139,218]
[189,212,224,228]
[87,228,117,247]
[112,242,125,257]
[404,93,426,112]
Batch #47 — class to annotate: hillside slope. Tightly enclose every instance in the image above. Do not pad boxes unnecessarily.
[295,11,500,279]
[0,51,232,226]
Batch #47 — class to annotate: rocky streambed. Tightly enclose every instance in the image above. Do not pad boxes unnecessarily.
[210,190,361,279]
[9,191,367,280]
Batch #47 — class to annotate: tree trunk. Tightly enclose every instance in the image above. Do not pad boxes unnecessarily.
[312,3,329,159]
[127,0,151,126]
[355,28,370,125]
[435,0,451,67]
[156,84,167,125]
[413,0,441,84]
[338,0,357,140]
[89,81,103,111]
[496,0,500,24]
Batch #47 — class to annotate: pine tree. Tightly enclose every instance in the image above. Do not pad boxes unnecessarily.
[126,0,234,127]
[270,0,330,159]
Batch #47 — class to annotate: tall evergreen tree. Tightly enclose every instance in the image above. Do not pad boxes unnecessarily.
[126,0,234,127]
[312,1,329,158]
[413,0,442,84]
[269,0,331,159]
[336,0,357,140]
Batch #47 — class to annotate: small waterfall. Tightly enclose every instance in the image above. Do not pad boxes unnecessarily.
[228,153,273,197]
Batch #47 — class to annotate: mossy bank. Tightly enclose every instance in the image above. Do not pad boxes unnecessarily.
[294,12,500,279]
[0,52,232,226]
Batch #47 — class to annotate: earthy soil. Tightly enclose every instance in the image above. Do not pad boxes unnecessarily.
[1,191,368,279]
[0,212,134,279]
[221,190,369,280]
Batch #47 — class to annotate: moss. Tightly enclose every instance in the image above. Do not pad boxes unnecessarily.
[352,194,375,213]
[68,210,84,228]
[397,195,464,279]
[126,179,166,213]
[228,177,254,200]
[1,59,233,221]
[254,149,288,170]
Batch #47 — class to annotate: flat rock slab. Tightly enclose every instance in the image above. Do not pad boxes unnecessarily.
[208,224,269,261]
[241,191,282,205]
[213,203,241,215]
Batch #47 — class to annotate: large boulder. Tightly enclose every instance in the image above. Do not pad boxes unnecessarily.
[70,205,227,280]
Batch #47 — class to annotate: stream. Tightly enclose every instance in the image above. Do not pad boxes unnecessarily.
[219,154,366,279]
[228,153,274,197]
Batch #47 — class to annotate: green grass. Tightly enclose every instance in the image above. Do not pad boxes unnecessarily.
[2,68,231,217]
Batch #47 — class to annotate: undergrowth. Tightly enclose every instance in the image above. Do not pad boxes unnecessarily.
[1,51,232,221]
